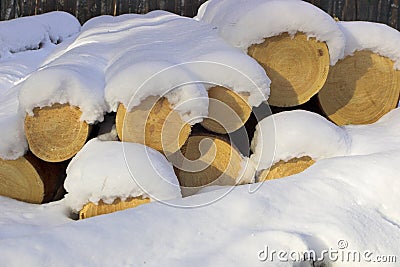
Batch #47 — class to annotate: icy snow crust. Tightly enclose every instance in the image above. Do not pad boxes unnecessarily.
[64,139,181,212]
[196,0,345,65]
[338,21,400,69]
[251,109,400,171]
[18,11,270,125]
[0,11,80,59]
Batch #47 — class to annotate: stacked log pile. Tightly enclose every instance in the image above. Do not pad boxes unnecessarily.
[1,1,400,219]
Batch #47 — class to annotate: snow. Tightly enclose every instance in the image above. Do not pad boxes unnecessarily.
[196,0,345,65]
[251,108,400,171]
[338,21,400,69]
[100,11,270,122]
[64,139,181,212]
[0,43,71,160]
[18,11,269,126]
[0,109,399,266]
[0,11,80,59]
[0,147,400,266]
[0,10,399,267]
[0,12,80,160]
[251,110,351,171]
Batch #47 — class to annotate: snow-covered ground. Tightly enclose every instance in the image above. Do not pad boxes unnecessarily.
[0,148,399,266]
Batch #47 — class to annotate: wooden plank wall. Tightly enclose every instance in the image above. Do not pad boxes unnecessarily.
[0,0,399,30]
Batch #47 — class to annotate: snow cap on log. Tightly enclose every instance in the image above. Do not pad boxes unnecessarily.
[338,21,400,69]
[19,11,269,127]
[0,22,75,160]
[251,110,351,172]
[103,11,270,124]
[196,0,345,65]
[64,139,181,212]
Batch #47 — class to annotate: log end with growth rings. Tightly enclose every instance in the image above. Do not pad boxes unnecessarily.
[318,50,400,125]
[248,32,330,107]
[174,135,244,196]
[201,86,252,134]
[24,103,90,162]
[116,96,191,155]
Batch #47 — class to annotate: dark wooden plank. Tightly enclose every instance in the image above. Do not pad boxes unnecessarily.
[377,0,391,24]
[368,0,379,21]
[342,0,356,20]
[356,0,370,20]
[119,0,130,14]
[389,0,399,28]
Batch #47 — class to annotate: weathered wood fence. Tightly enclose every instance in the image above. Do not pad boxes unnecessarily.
[1,0,400,30]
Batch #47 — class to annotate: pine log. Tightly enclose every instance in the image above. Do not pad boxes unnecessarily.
[248,32,330,107]
[79,197,150,219]
[174,134,244,196]
[116,96,191,155]
[258,156,315,182]
[201,86,252,134]
[24,103,90,162]
[318,50,400,125]
[0,152,67,204]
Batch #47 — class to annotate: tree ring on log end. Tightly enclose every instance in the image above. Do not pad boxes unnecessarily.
[318,50,400,125]
[0,157,44,204]
[175,135,243,196]
[24,103,89,162]
[201,86,252,134]
[116,96,191,155]
[248,32,330,107]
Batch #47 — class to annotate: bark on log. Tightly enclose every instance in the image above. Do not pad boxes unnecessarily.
[116,96,191,155]
[248,32,330,107]
[24,103,90,162]
[174,134,244,196]
[258,156,315,182]
[79,197,150,219]
[201,86,252,134]
[0,152,67,204]
[318,50,400,125]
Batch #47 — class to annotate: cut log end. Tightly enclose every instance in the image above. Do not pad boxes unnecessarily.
[201,86,252,134]
[174,135,243,196]
[0,157,44,203]
[258,156,315,182]
[318,50,400,125]
[248,32,330,107]
[116,96,191,154]
[24,103,90,162]
[79,197,150,219]
[0,153,66,204]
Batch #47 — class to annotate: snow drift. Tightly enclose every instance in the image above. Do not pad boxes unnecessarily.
[0,11,80,59]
